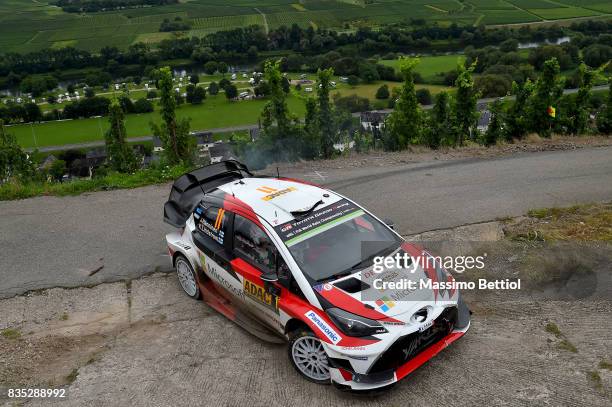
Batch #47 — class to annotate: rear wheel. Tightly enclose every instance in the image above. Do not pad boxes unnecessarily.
[175,255,201,300]
[288,329,331,384]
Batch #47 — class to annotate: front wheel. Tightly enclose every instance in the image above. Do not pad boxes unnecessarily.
[175,254,201,300]
[288,329,331,384]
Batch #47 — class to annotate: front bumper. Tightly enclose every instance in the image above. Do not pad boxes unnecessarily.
[328,301,471,390]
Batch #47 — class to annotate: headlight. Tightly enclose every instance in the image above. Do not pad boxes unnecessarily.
[326,308,388,337]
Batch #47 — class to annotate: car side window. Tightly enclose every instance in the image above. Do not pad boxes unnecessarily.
[194,205,227,245]
[233,215,276,271]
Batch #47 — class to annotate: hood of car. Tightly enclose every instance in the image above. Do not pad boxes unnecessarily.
[313,244,457,320]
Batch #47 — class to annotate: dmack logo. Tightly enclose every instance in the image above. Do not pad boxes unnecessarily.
[305,311,341,344]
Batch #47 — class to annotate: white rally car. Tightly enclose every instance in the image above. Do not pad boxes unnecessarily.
[163,161,470,391]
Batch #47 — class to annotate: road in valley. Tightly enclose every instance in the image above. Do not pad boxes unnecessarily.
[0,146,611,298]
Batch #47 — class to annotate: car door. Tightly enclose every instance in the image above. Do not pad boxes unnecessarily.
[191,204,246,303]
[231,214,287,332]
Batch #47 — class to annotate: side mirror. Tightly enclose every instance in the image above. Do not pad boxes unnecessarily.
[384,218,395,230]
[261,271,279,283]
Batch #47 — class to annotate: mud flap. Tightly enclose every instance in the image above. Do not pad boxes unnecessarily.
[455,293,471,329]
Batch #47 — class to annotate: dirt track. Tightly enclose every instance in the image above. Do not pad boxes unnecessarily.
[1,222,610,406]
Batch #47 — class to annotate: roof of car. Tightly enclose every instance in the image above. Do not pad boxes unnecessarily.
[216,177,344,226]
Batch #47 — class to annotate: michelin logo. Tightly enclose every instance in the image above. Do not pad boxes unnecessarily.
[305,311,341,344]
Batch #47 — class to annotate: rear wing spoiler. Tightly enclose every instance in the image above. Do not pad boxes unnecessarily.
[163,160,252,228]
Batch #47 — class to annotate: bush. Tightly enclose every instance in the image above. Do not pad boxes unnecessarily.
[334,94,370,113]
[208,81,219,95]
[146,90,157,99]
[375,84,390,99]
[134,98,154,113]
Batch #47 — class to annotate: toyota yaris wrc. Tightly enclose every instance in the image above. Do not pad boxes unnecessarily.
[163,160,470,390]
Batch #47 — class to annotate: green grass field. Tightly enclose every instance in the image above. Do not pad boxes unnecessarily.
[330,81,450,100]
[2,0,608,54]
[9,94,306,149]
[379,54,465,82]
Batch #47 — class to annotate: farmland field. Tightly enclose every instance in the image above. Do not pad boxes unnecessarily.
[380,54,466,82]
[1,0,609,54]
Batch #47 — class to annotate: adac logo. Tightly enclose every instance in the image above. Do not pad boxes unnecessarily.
[256,186,297,201]
[243,279,279,314]
[375,296,395,312]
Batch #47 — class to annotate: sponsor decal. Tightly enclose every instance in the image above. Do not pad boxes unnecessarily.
[258,186,297,201]
[313,284,324,293]
[274,199,363,246]
[305,310,341,345]
[195,207,203,215]
[205,258,244,300]
[323,283,333,291]
[174,242,191,250]
[243,280,279,314]
[381,320,406,326]
[375,296,396,312]
[197,208,226,245]
[341,346,367,351]
[419,320,433,332]
[347,355,369,361]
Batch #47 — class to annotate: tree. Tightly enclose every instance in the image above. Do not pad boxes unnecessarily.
[208,82,219,95]
[347,75,359,86]
[416,88,432,105]
[302,98,320,159]
[105,97,137,173]
[500,38,518,53]
[189,74,199,85]
[118,94,135,113]
[281,77,290,94]
[259,60,300,161]
[384,58,422,150]
[204,61,218,75]
[224,84,238,100]
[218,62,228,75]
[186,84,206,104]
[0,120,33,183]
[484,100,503,146]
[67,84,76,94]
[452,61,480,146]
[567,62,598,135]
[376,84,390,99]
[504,80,533,141]
[23,103,42,123]
[134,98,154,113]
[150,67,192,164]
[526,58,564,137]
[85,87,95,98]
[425,91,451,149]
[597,78,612,134]
[317,68,336,158]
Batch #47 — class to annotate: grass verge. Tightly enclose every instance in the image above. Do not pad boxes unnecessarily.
[0,163,191,201]
[509,202,612,241]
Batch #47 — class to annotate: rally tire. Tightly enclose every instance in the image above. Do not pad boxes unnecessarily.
[175,254,201,300]
[288,329,331,384]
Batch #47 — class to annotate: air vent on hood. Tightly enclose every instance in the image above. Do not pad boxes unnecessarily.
[334,277,370,294]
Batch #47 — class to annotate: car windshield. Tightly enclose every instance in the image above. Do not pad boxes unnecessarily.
[285,212,401,282]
